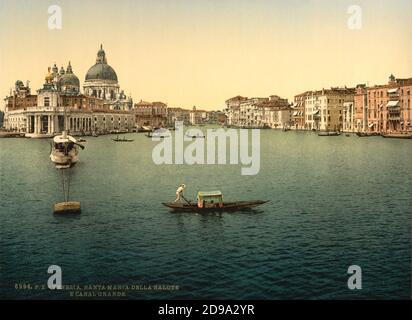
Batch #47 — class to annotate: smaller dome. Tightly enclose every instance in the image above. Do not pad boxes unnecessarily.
[60,62,80,91]
[60,73,80,87]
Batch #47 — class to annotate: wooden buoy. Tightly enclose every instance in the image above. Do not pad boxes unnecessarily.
[53,201,81,214]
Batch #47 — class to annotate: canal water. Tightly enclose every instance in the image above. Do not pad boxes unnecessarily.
[0,129,411,299]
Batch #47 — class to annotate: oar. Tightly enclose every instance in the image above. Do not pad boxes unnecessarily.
[74,142,85,150]
[181,195,192,205]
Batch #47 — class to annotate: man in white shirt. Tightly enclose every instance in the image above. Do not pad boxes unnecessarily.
[174,184,186,203]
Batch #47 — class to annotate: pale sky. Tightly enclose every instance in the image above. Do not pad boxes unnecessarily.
[0,0,411,110]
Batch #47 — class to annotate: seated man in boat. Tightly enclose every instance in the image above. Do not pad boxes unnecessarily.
[174,184,186,203]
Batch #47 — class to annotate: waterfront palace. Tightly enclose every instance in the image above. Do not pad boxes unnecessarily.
[3,45,135,137]
[225,75,412,133]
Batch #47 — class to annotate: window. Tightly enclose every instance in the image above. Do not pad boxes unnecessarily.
[44,97,50,107]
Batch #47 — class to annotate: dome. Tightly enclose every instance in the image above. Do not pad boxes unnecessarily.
[60,62,80,88]
[85,63,118,82]
[60,73,80,87]
[85,45,118,82]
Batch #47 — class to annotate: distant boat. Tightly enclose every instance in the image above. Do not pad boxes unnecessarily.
[318,131,341,136]
[112,135,134,142]
[146,128,170,138]
[50,131,84,167]
[185,133,205,138]
[163,191,268,212]
[356,132,375,137]
[381,133,412,139]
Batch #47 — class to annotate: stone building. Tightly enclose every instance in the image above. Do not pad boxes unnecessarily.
[167,107,191,126]
[224,96,248,126]
[133,100,167,127]
[364,75,412,133]
[83,45,133,111]
[3,47,135,136]
[303,87,355,131]
[189,106,208,125]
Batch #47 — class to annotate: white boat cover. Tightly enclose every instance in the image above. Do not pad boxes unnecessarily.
[53,132,77,144]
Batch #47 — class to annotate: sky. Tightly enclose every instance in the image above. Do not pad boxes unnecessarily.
[0,0,411,110]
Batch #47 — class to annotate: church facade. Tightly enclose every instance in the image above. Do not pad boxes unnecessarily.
[3,45,134,137]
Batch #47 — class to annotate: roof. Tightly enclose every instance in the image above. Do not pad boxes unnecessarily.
[53,134,77,144]
[85,63,118,82]
[197,191,222,197]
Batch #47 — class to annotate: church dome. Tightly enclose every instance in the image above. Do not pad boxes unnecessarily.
[60,62,80,87]
[61,73,80,87]
[85,45,118,82]
[85,63,118,82]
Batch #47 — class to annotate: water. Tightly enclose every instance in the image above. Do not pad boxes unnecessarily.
[0,129,411,299]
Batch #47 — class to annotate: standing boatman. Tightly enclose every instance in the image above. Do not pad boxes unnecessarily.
[174,184,186,203]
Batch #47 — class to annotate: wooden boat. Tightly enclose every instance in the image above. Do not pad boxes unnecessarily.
[186,134,205,138]
[318,131,341,136]
[356,132,374,137]
[112,135,134,142]
[146,132,170,138]
[163,191,268,212]
[381,133,412,139]
[163,200,268,212]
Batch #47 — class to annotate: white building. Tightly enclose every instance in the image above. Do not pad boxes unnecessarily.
[3,49,135,137]
[342,102,355,132]
[304,88,355,131]
[83,45,133,111]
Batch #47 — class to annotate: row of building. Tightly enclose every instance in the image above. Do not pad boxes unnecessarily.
[2,45,226,137]
[224,74,412,133]
[134,103,226,128]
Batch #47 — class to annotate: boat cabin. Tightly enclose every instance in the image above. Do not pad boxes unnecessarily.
[197,191,223,208]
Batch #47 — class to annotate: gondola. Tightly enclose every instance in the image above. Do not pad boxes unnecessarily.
[163,190,268,212]
[163,200,269,212]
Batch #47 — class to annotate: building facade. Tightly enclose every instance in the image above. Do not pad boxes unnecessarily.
[3,47,135,136]
[133,100,167,127]
[303,87,355,131]
[83,45,133,111]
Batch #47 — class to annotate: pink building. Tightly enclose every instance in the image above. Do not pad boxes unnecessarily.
[366,75,412,133]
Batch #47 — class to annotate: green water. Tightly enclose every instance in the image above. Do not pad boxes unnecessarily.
[0,129,411,299]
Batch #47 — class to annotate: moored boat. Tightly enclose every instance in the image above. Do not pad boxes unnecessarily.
[50,131,84,167]
[318,131,341,136]
[112,135,134,142]
[381,133,412,139]
[356,132,375,137]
